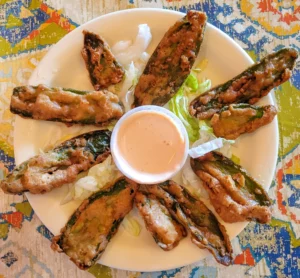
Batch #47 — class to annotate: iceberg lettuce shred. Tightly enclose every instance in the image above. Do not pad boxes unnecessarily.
[169,73,211,142]
[61,156,120,204]
[122,214,141,237]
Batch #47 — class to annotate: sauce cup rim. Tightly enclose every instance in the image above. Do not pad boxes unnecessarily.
[111,105,189,184]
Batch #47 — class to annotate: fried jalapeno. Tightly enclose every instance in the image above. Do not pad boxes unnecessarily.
[82,31,125,90]
[139,183,233,266]
[191,152,272,224]
[0,130,111,194]
[135,191,187,251]
[51,177,138,269]
[211,104,277,139]
[133,10,207,107]
[190,48,298,119]
[10,85,124,126]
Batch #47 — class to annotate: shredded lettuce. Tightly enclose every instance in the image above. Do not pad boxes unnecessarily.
[182,158,208,199]
[185,74,198,91]
[169,87,199,142]
[122,214,141,237]
[61,155,120,204]
[193,59,209,73]
[169,72,211,142]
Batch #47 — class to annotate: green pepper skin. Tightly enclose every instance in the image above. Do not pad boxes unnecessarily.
[51,178,138,270]
[82,30,125,90]
[0,130,111,195]
[190,48,298,119]
[133,10,207,107]
[191,152,272,223]
[10,85,124,126]
[211,104,277,139]
[135,191,187,251]
[139,182,233,266]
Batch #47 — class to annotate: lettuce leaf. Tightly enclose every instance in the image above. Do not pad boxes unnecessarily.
[169,74,211,142]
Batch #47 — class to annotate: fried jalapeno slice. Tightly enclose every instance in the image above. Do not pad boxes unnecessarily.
[211,104,277,139]
[0,130,111,195]
[190,48,298,119]
[135,191,186,251]
[51,177,138,270]
[133,10,207,107]
[10,85,124,125]
[82,31,125,90]
[191,152,272,223]
[139,183,233,266]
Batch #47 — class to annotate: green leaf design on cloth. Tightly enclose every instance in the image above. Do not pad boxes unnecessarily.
[275,82,300,156]
[88,264,112,278]
[15,202,33,218]
[28,0,42,10]
[0,223,9,239]
[6,14,23,28]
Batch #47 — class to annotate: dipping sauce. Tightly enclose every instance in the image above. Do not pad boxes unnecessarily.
[111,106,188,184]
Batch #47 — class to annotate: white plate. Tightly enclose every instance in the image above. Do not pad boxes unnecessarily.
[14,8,278,272]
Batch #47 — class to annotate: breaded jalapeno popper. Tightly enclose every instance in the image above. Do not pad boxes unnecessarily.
[133,10,207,107]
[10,85,124,125]
[0,130,111,195]
[51,177,138,269]
[82,31,125,90]
[211,104,277,139]
[139,183,233,266]
[190,48,298,120]
[135,191,187,251]
[191,152,272,224]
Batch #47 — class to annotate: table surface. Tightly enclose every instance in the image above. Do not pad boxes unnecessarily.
[0,1,299,277]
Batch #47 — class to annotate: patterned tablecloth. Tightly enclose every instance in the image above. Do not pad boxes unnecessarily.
[0,1,299,277]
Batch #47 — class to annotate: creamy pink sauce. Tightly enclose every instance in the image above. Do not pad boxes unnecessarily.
[117,111,185,175]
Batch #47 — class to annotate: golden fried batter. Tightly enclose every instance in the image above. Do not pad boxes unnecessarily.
[0,131,111,194]
[135,191,186,251]
[52,178,138,269]
[133,10,207,107]
[211,104,277,139]
[191,152,272,224]
[190,48,298,119]
[10,85,123,125]
[82,31,125,90]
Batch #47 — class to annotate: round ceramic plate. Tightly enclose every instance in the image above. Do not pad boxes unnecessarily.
[14,8,278,272]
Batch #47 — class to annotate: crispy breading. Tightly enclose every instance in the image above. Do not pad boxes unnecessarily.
[190,48,298,119]
[133,10,207,107]
[82,31,125,90]
[140,182,233,266]
[191,152,272,224]
[51,178,138,269]
[135,191,186,251]
[10,85,123,125]
[0,130,111,194]
[211,104,277,139]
